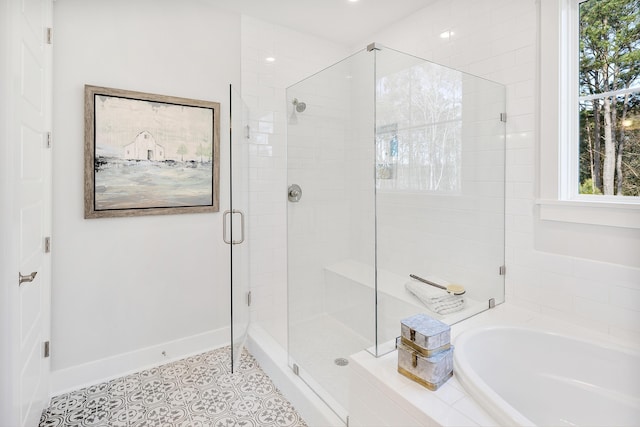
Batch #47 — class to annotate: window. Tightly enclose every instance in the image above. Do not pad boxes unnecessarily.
[577,0,640,198]
[538,0,640,228]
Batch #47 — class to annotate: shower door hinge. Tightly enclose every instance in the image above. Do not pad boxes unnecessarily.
[367,42,381,52]
[489,298,496,309]
[247,291,252,307]
[43,341,50,358]
[499,265,506,275]
[292,363,299,376]
[500,112,507,122]
[245,125,250,140]
[44,237,51,253]
[346,415,350,427]
[46,28,53,45]
[46,132,52,148]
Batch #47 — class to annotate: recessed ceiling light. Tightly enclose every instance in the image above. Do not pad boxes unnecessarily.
[265,57,276,62]
[439,30,454,39]
[348,0,359,2]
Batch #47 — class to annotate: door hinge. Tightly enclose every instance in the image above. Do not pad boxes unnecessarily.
[46,132,52,148]
[46,28,52,45]
[499,265,506,275]
[43,341,50,358]
[44,237,51,253]
[500,112,507,122]
[247,291,252,307]
[367,42,381,51]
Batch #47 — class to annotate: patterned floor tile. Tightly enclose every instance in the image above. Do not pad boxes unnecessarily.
[39,347,308,427]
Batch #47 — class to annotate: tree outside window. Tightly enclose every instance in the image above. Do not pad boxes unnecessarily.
[579,0,640,197]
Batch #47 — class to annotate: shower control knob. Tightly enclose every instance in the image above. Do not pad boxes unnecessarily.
[288,184,302,202]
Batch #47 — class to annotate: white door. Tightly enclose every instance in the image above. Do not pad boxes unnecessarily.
[1,0,53,425]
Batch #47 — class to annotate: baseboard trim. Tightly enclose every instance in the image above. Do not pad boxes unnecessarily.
[50,326,230,396]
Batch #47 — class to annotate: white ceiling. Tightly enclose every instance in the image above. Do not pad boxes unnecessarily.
[210,0,434,46]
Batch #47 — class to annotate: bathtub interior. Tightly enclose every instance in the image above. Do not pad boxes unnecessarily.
[454,326,640,427]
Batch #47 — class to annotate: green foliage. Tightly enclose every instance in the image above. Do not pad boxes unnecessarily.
[579,0,640,196]
[579,178,603,194]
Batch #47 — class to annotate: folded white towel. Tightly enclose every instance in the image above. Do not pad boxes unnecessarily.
[433,302,466,315]
[405,280,465,315]
[405,280,459,302]
[429,298,465,312]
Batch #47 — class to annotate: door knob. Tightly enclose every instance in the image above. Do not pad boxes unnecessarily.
[19,271,37,286]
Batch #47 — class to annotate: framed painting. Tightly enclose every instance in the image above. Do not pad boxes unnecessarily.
[84,85,220,218]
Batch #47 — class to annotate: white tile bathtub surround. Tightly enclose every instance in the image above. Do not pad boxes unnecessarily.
[348,303,640,427]
[241,15,350,347]
[356,0,640,340]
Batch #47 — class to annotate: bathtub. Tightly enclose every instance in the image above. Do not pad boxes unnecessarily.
[454,326,640,427]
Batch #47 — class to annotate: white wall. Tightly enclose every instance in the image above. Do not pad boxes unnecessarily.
[51,0,239,380]
[361,0,640,342]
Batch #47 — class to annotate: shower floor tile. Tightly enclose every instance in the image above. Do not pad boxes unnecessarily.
[290,314,372,412]
[39,346,308,427]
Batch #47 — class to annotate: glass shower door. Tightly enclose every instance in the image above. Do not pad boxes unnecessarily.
[229,85,250,372]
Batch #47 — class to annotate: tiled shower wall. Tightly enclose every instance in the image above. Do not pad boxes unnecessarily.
[241,16,349,347]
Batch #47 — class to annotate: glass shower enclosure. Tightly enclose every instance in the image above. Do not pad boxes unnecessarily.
[286,44,506,420]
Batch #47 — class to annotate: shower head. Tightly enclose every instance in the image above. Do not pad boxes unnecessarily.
[292,98,306,113]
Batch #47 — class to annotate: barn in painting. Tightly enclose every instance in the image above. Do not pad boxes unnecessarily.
[123,130,166,161]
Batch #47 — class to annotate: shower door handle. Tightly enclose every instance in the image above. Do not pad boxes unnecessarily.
[223,209,245,245]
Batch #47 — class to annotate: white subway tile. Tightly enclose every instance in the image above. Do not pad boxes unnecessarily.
[608,324,640,347]
[610,285,640,312]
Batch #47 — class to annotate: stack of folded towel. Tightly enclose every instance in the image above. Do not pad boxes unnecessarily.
[405,279,465,315]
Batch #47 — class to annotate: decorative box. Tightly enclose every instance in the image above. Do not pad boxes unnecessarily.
[396,337,454,391]
[400,314,450,356]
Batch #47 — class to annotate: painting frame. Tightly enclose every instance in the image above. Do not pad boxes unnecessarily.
[84,85,220,219]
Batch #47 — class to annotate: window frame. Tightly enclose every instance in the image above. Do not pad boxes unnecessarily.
[537,0,640,229]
